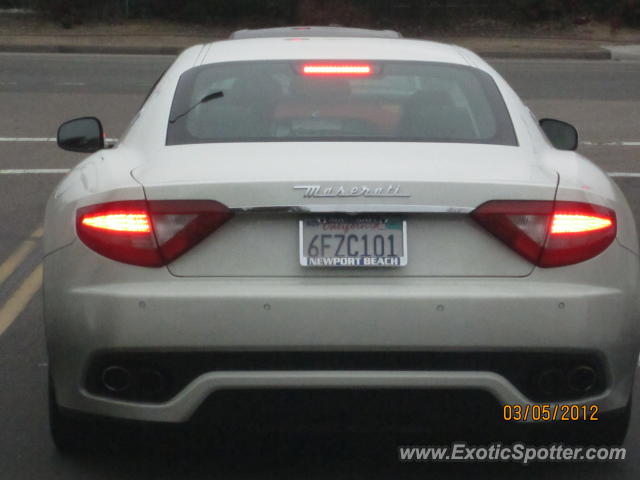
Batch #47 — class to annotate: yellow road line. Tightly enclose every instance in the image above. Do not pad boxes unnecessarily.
[0,226,43,286]
[0,264,43,337]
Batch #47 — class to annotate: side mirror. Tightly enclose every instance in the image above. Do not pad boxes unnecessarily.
[539,118,578,151]
[57,117,104,153]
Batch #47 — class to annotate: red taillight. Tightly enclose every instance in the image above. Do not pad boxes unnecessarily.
[550,214,613,234]
[81,212,152,233]
[472,200,616,268]
[302,63,373,76]
[76,200,233,267]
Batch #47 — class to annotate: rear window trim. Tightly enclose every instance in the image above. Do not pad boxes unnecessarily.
[166,59,519,147]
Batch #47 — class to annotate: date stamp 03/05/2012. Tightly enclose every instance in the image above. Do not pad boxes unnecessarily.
[503,404,600,422]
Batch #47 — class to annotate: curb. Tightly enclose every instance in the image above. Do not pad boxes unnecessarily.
[0,43,612,60]
[0,44,184,55]
[603,45,640,61]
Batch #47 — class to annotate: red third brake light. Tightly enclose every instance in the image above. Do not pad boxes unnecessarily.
[472,200,616,268]
[302,63,373,76]
[77,200,233,267]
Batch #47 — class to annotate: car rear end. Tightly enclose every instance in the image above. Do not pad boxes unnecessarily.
[44,42,640,439]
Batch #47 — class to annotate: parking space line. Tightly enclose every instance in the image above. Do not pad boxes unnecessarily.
[0,137,117,142]
[582,141,640,147]
[0,264,43,337]
[608,173,640,178]
[0,169,70,174]
[0,227,42,286]
[0,138,55,142]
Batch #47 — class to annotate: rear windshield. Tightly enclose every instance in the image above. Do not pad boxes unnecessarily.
[166,60,518,146]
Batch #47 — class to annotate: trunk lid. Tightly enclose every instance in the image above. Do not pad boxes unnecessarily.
[132,143,558,277]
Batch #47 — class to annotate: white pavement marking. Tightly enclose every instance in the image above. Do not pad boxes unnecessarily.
[58,81,87,86]
[0,137,118,143]
[582,141,640,147]
[0,169,70,174]
[0,138,56,142]
[608,172,640,178]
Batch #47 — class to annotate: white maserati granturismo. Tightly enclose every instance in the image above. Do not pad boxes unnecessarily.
[44,26,639,451]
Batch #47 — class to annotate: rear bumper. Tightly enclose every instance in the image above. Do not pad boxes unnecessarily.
[62,371,615,425]
[44,243,640,423]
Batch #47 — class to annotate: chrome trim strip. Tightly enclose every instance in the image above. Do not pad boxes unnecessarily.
[231,205,473,214]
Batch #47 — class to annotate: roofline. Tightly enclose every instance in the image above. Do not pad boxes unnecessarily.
[230,26,402,40]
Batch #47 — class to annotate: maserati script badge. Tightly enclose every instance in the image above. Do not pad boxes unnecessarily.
[294,185,411,199]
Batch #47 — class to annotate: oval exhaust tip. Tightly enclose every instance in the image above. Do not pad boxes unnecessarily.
[101,366,132,393]
[568,365,597,393]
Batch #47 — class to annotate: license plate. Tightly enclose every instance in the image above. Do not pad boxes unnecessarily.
[299,216,407,267]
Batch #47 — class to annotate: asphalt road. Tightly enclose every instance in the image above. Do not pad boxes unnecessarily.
[1,52,640,479]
